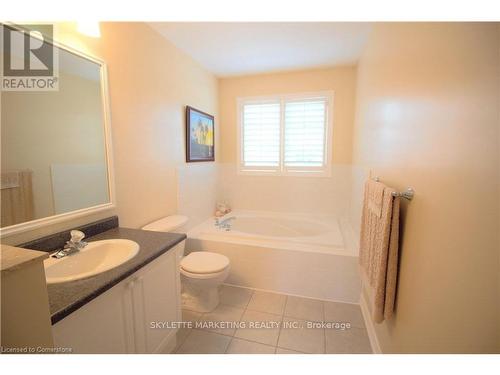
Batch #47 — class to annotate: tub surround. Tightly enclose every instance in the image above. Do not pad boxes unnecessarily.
[187,211,361,303]
[24,224,186,324]
[189,210,356,255]
[216,163,353,218]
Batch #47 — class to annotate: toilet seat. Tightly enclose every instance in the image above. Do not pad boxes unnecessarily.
[180,267,229,280]
[180,252,229,274]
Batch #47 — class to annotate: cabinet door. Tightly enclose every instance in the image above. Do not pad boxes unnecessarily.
[132,243,182,353]
[52,278,135,354]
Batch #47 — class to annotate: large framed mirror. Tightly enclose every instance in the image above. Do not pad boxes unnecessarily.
[0,24,114,237]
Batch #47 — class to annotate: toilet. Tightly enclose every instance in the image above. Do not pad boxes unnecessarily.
[141,215,230,313]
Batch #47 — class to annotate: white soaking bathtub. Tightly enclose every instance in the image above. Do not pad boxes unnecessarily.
[187,211,362,303]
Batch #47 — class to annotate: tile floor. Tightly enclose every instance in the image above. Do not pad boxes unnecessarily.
[174,284,372,354]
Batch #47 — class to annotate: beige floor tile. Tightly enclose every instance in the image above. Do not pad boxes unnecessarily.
[277,317,325,354]
[220,285,254,308]
[199,304,245,336]
[234,309,283,346]
[275,347,305,354]
[182,309,202,323]
[226,338,275,354]
[325,327,372,354]
[172,327,192,353]
[324,301,365,328]
[176,329,231,354]
[247,290,287,315]
[284,296,324,322]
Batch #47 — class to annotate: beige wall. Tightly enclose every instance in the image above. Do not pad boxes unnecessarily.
[352,23,499,353]
[4,22,218,245]
[217,67,357,215]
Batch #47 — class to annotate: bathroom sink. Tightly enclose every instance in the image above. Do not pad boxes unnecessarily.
[44,239,140,284]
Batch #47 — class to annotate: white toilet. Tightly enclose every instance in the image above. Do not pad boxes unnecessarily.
[141,215,230,313]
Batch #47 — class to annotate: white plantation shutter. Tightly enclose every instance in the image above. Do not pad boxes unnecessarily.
[284,99,326,167]
[239,92,331,175]
[242,102,281,167]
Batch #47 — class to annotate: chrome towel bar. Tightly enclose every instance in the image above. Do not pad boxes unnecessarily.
[372,177,414,201]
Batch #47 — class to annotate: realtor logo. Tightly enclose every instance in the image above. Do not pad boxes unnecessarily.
[1,24,59,91]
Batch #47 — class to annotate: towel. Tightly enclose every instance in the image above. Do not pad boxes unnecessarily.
[367,180,385,218]
[359,179,401,323]
[1,171,19,189]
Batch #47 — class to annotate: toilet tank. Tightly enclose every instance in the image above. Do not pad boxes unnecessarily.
[142,216,189,258]
[141,215,189,233]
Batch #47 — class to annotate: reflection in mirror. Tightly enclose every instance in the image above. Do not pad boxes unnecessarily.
[1,32,110,229]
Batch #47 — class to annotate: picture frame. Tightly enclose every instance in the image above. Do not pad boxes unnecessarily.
[185,106,215,162]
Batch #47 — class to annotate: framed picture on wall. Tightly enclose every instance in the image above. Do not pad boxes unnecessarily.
[185,106,215,162]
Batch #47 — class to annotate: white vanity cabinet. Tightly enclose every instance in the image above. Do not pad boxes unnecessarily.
[52,241,184,354]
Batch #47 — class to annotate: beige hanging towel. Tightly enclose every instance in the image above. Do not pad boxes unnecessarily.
[359,179,400,323]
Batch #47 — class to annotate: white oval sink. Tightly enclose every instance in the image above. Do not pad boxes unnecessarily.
[44,239,140,284]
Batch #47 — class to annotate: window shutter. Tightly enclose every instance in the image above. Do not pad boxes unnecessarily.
[242,102,281,167]
[284,99,327,167]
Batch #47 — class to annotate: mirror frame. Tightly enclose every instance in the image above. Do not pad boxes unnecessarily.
[0,24,115,238]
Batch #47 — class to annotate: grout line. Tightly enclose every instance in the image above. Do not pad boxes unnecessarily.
[226,336,277,354]
[275,346,308,354]
[197,327,282,351]
[322,300,327,354]
[236,286,284,350]
[224,337,233,354]
[191,285,360,354]
[190,286,256,346]
[243,287,288,316]
[173,327,193,354]
[244,307,286,317]
[274,294,288,348]
[231,335,278,349]
[191,327,234,337]
[232,286,253,338]
[232,284,330,353]
[243,288,254,310]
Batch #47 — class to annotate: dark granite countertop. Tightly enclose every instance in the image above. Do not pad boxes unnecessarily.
[47,227,185,325]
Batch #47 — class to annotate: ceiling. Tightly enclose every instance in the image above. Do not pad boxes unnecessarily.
[149,23,372,77]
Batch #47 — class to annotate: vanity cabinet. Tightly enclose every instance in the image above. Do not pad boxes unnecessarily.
[52,242,183,354]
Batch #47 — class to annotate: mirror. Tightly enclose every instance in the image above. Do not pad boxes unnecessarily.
[1,26,113,235]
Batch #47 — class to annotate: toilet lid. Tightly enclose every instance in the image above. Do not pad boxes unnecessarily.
[180,252,229,274]
[142,215,188,232]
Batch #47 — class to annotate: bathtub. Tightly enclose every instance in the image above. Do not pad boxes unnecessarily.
[187,210,362,303]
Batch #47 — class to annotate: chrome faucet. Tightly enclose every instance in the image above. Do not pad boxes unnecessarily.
[215,216,236,231]
[52,230,88,259]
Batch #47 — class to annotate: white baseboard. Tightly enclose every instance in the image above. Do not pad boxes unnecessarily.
[223,282,360,305]
[359,292,382,354]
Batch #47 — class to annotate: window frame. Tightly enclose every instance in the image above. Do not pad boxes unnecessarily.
[237,91,334,177]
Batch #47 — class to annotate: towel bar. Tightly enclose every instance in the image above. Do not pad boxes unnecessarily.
[372,177,414,201]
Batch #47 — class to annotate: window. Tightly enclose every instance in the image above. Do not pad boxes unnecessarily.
[237,92,333,176]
